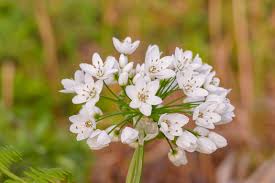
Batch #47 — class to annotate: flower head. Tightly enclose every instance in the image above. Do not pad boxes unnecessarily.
[61,37,235,169]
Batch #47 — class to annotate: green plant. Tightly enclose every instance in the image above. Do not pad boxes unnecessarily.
[0,146,70,183]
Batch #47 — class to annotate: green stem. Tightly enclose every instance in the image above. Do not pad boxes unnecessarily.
[103,81,120,100]
[108,114,139,134]
[96,112,136,123]
[101,96,119,103]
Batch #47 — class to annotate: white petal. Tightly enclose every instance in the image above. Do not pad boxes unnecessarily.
[104,56,116,70]
[135,77,146,90]
[72,95,87,104]
[84,73,94,84]
[80,63,97,75]
[129,100,141,108]
[140,103,152,116]
[125,85,138,100]
[155,69,176,79]
[92,53,103,67]
[146,96,162,105]
[146,80,160,95]
[95,80,103,93]
[112,37,123,53]
[74,70,85,82]
[189,88,208,97]
[196,137,217,154]
[208,132,227,148]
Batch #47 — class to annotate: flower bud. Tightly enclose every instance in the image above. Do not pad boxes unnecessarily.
[87,130,111,150]
[176,131,197,152]
[196,137,217,154]
[208,132,227,148]
[168,148,188,166]
[118,72,129,86]
[121,127,139,144]
[119,54,128,68]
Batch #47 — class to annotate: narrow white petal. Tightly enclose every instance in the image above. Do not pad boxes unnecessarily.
[125,85,138,100]
[92,53,103,67]
[140,103,152,116]
[72,95,87,104]
[146,96,162,105]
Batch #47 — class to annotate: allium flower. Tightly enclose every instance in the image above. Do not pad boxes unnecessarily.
[80,53,117,81]
[60,70,85,93]
[144,45,176,79]
[126,77,162,116]
[121,127,139,144]
[112,37,140,55]
[177,70,208,97]
[72,75,103,106]
[61,36,235,182]
[193,102,221,129]
[176,131,198,152]
[196,137,217,154]
[158,113,189,140]
[87,129,112,150]
[168,148,188,166]
[69,105,101,141]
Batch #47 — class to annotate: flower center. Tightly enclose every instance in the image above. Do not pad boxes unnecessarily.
[149,66,159,73]
[85,121,93,128]
[89,88,97,98]
[138,91,149,102]
[97,69,104,77]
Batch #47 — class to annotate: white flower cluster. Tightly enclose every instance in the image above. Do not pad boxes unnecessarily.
[61,36,235,166]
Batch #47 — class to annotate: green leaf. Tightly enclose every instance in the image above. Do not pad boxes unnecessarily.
[126,145,144,183]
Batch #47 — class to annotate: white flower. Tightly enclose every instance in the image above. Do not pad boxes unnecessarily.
[126,77,162,116]
[173,48,193,72]
[176,131,198,152]
[80,53,117,81]
[208,132,227,148]
[193,102,221,129]
[168,148,188,166]
[158,113,189,140]
[206,91,235,125]
[203,71,221,92]
[112,37,140,55]
[144,45,175,79]
[69,106,98,141]
[177,70,208,97]
[196,137,217,154]
[121,127,139,144]
[60,70,85,93]
[72,74,103,106]
[132,64,151,84]
[87,129,112,150]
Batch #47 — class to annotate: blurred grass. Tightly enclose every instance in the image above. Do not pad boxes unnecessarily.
[0,0,274,182]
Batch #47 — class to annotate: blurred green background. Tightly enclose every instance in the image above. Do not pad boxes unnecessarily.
[0,0,274,182]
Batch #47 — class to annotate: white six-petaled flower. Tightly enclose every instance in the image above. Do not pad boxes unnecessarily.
[112,37,140,55]
[158,113,189,140]
[126,77,162,116]
[61,36,235,168]
[80,53,117,81]
[72,74,103,107]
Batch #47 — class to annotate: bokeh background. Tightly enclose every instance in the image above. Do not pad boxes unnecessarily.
[0,0,275,182]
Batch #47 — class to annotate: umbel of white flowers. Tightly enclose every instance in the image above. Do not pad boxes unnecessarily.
[61,36,235,166]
